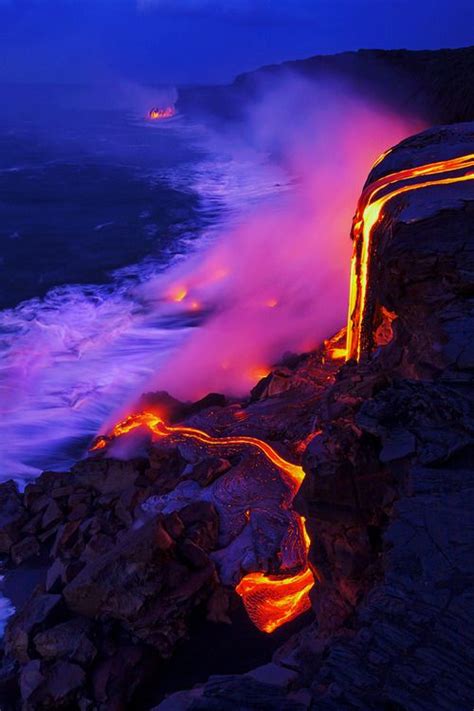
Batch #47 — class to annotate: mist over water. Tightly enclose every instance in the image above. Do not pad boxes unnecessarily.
[0,76,422,480]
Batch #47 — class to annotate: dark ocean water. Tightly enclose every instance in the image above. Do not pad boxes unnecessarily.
[0,87,210,308]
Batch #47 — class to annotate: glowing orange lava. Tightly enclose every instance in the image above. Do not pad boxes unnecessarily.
[92,411,304,488]
[327,348,346,360]
[90,411,314,632]
[235,566,314,632]
[249,366,272,383]
[236,516,314,633]
[346,152,474,361]
[324,326,347,361]
[169,286,188,303]
[148,106,176,121]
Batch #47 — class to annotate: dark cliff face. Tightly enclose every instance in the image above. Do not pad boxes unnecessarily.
[363,123,474,380]
[296,123,474,710]
[178,46,474,126]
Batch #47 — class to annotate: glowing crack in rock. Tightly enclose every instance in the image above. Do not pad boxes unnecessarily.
[91,412,315,633]
[346,152,474,361]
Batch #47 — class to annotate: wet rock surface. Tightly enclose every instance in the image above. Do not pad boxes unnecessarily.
[1,122,474,709]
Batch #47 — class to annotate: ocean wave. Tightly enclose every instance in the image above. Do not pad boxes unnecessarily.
[0,120,287,482]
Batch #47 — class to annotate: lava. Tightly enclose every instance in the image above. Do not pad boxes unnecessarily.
[324,326,347,361]
[92,411,304,489]
[148,106,176,121]
[235,515,314,633]
[168,286,188,302]
[346,152,474,361]
[90,411,314,632]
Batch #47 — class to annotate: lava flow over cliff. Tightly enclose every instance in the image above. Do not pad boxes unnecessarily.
[346,151,474,360]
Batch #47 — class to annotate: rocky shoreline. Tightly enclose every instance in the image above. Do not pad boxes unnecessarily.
[1,122,474,710]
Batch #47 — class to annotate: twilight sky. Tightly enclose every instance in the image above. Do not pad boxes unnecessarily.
[0,0,473,85]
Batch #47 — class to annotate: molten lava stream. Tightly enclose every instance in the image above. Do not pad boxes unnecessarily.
[91,412,315,633]
[235,516,314,633]
[346,152,474,361]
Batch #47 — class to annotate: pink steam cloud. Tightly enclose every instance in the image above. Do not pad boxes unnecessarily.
[133,76,424,400]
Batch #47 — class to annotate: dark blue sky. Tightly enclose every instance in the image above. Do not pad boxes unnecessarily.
[1,0,473,85]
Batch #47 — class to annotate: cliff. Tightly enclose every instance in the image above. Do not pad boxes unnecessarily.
[178,46,474,126]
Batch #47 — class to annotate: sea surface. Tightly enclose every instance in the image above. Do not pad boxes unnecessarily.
[0,84,287,483]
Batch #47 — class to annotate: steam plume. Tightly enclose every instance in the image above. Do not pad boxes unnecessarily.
[138,75,422,399]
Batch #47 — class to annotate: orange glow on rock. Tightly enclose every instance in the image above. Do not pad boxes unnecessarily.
[346,152,474,361]
[90,437,108,452]
[90,411,314,633]
[233,409,249,422]
[250,366,271,382]
[374,306,397,348]
[295,429,322,455]
[265,298,279,308]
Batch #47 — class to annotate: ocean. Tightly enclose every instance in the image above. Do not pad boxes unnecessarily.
[0,83,287,483]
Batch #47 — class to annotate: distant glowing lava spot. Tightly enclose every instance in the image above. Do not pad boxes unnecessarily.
[169,286,188,303]
[148,106,176,121]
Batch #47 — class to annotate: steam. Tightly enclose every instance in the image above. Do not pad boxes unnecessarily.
[0,73,422,476]
[136,75,423,399]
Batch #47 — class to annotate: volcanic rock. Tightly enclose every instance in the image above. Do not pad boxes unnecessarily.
[190,457,232,487]
[6,594,62,664]
[33,618,96,665]
[10,535,40,566]
[23,660,85,709]
[72,457,148,495]
[0,481,27,554]
[62,507,220,654]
